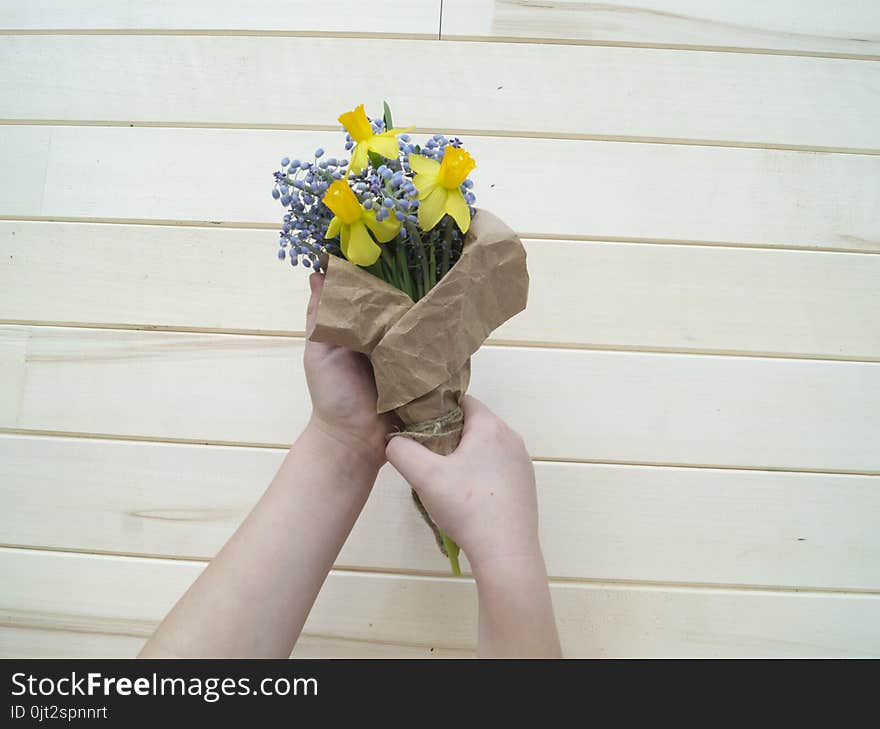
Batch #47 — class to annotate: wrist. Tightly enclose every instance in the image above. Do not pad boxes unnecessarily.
[304,415,387,474]
[468,540,547,585]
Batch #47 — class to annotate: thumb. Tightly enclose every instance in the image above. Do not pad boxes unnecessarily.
[385,436,444,493]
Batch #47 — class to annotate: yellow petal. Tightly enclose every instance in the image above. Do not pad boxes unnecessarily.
[437,146,476,189]
[322,180,362,225]
[325,215,342,239]
[408,153,440,176]
[417,186,448,231]
[413,172,438,200]
[363,209,402,243]
[367,133,400,160]
[342,220,381,266]
[445,188,471,233]
[348,142,370,175]
[337,104,373,142]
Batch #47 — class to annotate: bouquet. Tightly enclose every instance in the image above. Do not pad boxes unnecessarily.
[271,102,529,575]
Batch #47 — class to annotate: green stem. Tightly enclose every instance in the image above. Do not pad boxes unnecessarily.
[382,257,399,290]
[440,217,453,277]
[379,247,401,291]
[395,242,415,300]
[379,246,400,288]
[366,261,385,283]
[422,248,430,296]
[441,532,461,576]
[405,222,429,300]
[380,245,395,269]
[429,242,437,289]
[416,229,429,296]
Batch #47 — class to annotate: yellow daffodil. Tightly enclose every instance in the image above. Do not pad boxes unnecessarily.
[409,146,476,233]
[322,180,401,266]
[339,103,412,175]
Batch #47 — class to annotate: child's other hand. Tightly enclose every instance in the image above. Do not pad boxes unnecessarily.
[384,395,540,573]
[304,273,390,466]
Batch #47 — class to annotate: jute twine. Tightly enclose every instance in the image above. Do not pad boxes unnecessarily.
[386,407,464,555]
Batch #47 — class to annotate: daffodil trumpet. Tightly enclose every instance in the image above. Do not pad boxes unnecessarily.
[409,146,476,233]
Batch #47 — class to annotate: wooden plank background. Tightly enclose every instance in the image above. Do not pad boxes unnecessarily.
[1,1,879,657]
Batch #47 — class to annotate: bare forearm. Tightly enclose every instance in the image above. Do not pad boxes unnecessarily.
[139,419,380,657]
[472,550,562,658]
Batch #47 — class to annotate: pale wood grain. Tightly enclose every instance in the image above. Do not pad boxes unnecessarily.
[2,37,879,150]
[1,326,878,472]
[3,221,879,359]
[3,548,878,657]
[2,126,879,252]
[2,0,876,58]
[0,0,441,35]
[2,435,878,590]
[0,327,27,421]
[0,626,145,658]
[441,0,880,57]
[0,626,464,659]
[292,636,467,658]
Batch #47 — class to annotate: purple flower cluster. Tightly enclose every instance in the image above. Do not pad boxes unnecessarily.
[352,159,419,228]
[271,149,350,272]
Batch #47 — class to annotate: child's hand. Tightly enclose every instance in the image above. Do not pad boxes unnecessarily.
[384,395,540,573]
[304,273,390,466]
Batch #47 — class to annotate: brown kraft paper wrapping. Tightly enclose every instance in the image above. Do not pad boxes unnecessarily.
[308,209,529,553]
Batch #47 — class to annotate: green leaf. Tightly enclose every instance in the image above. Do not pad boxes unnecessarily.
[367,150,385,168]
[414,144,421,155]
[441,533,461,576]
[383,100,393,131]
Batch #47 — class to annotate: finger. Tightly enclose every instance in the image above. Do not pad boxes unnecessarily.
[305,272,324,334]
[385,436,445,494]
[460,393,495,418]
[453,394,510,459]
[459,394,498,435]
